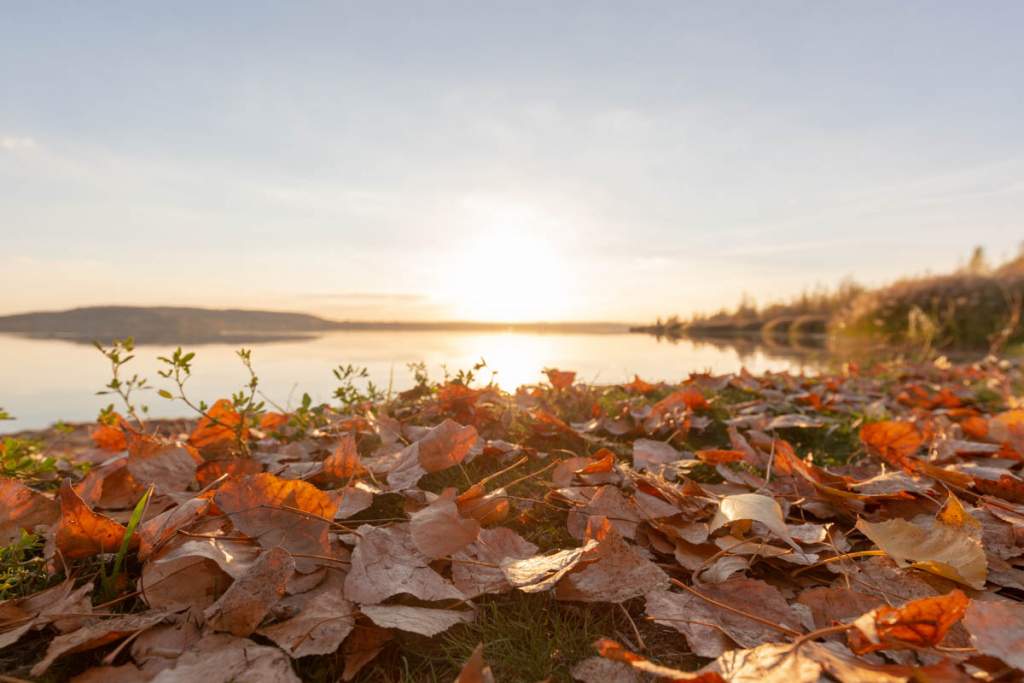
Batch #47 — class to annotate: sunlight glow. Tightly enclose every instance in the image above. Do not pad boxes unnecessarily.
[444,204,573,322]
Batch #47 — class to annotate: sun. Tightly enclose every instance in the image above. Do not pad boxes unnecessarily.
[443,210,573,322]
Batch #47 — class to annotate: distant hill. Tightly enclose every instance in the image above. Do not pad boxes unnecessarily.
[0,306,629,344]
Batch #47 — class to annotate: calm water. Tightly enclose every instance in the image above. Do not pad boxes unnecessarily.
[0,331,826,431]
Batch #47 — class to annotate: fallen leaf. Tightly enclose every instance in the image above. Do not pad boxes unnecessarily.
[501,541,597,594]
[455,643,495,683]
[963,598,1024,670]
[55,479,129,560]
[848,589,969,654]
[31,611,170,675]
[360,604,473,636]
[341,624,393,681]
[571,656,640,682]
[258,571,355,657]
[189,398,247,455]
[204,546,294,636]
[125,433,201,493]
[148,633,300,683]
[545,368,576,390]
[452,527,539,598]
[344,523,463,604]
[856,516,987,589]
[410,491,481,559]
[213,473,338,572]
[860,421,922,467]
[710,493,798,549]
[555,520,668,603]
[595,638,724,681]
[0,477,58,545]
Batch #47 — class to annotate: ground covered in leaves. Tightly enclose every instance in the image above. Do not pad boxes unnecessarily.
[3,358,1024,682]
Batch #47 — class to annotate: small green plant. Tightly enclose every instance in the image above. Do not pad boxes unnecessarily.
[441,357,491,386]
[0,531,49,600]
[0,408,13,422]
[332,364,383,411]
[94,338,149,427]
[99,485,153,602]
[1,436,56,481]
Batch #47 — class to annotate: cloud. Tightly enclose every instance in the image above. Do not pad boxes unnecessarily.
[0,136,36,150]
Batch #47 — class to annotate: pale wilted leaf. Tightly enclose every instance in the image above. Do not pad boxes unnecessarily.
[710,493,798,549]
[452,527,538,598]
[204,546,294,636]
[856,516,987,589]
[456,643,495,683]
[501,541,597,594]
[360,604,473,636]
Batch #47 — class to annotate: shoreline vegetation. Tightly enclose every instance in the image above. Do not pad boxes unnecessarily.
[1,344,1023,681]
[633,245,1024,355]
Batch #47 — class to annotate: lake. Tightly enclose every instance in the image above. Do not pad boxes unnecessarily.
[0,331,827,431]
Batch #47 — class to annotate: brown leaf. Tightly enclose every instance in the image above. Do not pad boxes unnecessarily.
[70,664,148,683]
[963,599,1024,670]
[0,477,58,545]
[410,490,481,559]
[360,604,473,636]
[140,552,230,611]
[555,519,668,603]
[91,420,127,452]
[195,457,263,488]
[148,633,300,683]
[848,589,969,654]
[417,418,478,472]
[344,523,463,604]
[213,472,338,572]
[860,421,922,467]
[341,624,393,681]
[0,579,93,650]
[204,546,294,636]
[695,449,747,464]
[31,611,170,675]
[130,621,202,675]
[632,439,683,474]
[55,479,129,560]
[501,541,597,594]
[125,433,201,493]
[710,493,798,549]
[257,571,355,657]
[571,656,640,682]
[452,527,538,598]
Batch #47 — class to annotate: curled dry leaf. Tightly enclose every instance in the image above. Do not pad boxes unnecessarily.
[55,479,129,560]
[344,523,463,604]
[554,519,668,603]
[410,490,481,559]
[848,589,969,654]
[136,495,210,560]
[594,638,724,682]
[149,633,300,683]
[632,439,682,474]
[341,624,393,681]
[0,476,59,545]
[710,493,798,550]
[360,604,474,637]
[204,546,294,636]
[452,527,538,598]
[0,579,93,650]
[501,541,597,594]
[962,598,1024,670]
[213,472,339,572]
[31,611,170,675]
[319,432,366,483]
[545,368,576,390]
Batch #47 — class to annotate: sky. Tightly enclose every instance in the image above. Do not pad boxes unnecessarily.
[1,1,1022,323]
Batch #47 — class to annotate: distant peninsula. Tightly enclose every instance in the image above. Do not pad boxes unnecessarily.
[0,306,630,344]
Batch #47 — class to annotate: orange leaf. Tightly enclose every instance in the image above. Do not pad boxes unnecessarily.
[695,449,746,464]
[189,399,247,455]
[258,412,289,432]
[544,368,576,390]
[848,590,969,654]
[595,638,724,681]
[321,433,366,482]
[860,421,922,467]
[623,375,656,394]
[0,477,59,545]
[91,421,127,452]
[973,474,1024,504]
[55,480,130,560]
[576,449,615,474]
